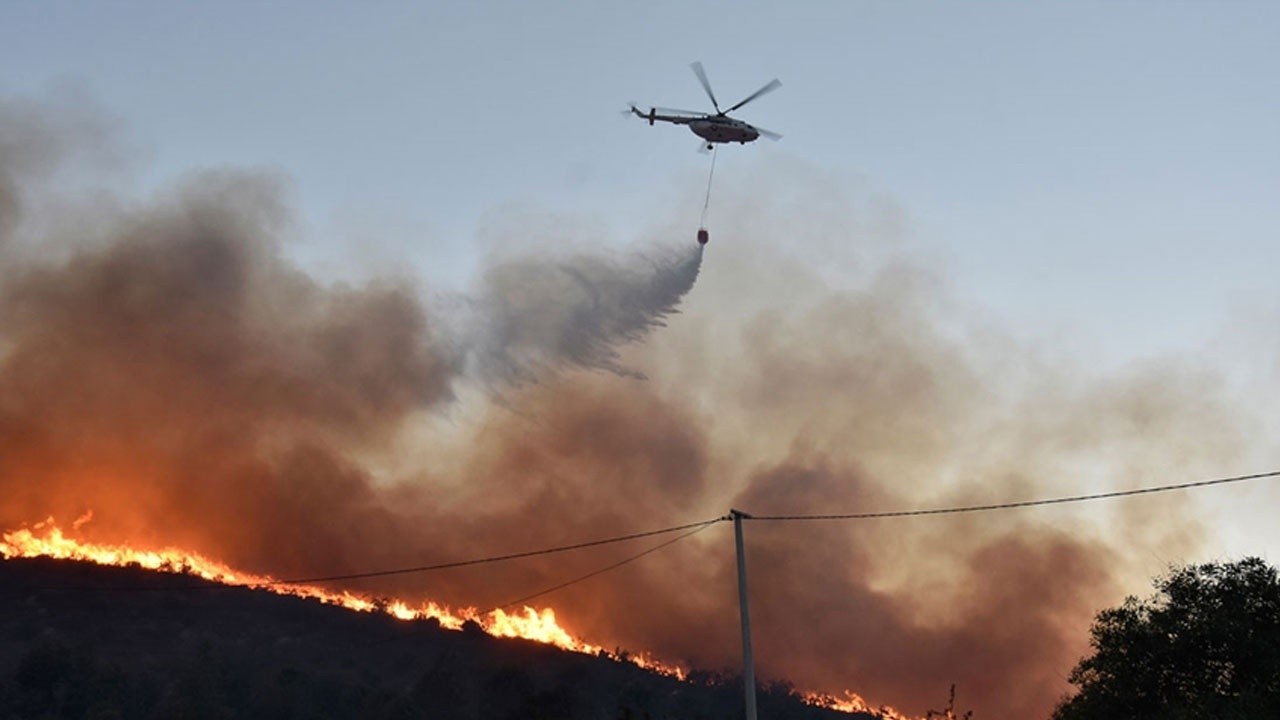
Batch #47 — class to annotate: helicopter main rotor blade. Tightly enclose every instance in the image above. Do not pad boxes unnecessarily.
[690,61,722,113]
[755,126,783,141]
[726,78,781,114]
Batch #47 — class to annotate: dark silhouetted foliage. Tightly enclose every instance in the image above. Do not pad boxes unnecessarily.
[1053,557,1280,720]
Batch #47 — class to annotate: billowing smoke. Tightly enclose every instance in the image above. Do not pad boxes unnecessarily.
[0,94,1254,718]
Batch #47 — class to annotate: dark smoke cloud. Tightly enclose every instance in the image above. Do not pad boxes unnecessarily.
[0,162,450,566]
[0,94,1256,718]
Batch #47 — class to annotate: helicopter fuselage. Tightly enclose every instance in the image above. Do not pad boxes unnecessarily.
[689,117,759,144]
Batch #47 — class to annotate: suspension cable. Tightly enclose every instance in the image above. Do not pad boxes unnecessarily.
[699,145,717,227]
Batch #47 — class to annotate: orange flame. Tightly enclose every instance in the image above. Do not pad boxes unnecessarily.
[2,516,911,716]
[0,517,679,673]
[802,690,915,719]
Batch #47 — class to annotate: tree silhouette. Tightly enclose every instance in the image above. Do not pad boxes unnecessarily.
[1053,557,1280,720]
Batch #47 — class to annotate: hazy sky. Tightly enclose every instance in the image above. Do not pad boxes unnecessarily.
[3,2,1280,713]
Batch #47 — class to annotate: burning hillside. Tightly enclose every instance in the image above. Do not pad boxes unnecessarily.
[0,555,871,720]
[1,517,619,659]
[2,517,898,717]
[0,91,1259,718]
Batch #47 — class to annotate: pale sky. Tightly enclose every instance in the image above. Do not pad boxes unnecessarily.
[4,0,1279,597]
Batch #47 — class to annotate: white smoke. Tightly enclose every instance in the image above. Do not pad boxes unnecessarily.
[452,244,704,385]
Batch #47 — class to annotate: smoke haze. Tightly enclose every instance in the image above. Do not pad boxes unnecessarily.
[0,95,1255,718]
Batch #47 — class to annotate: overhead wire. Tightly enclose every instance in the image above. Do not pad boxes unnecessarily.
[1,516,731,592]
[746,469,1280,521]
[486,519,721,614]
[6,469,1277,664]
[342,519,725,658]
[6,470,1278,593]
[278,515,730,585]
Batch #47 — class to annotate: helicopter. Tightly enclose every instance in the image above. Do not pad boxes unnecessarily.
[631,62,781,151]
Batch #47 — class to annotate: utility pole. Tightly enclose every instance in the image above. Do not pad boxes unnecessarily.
[731,509,758,720]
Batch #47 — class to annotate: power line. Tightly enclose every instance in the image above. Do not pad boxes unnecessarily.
[0,517,731,592]
[7,469,1277,593]
[278,516,731,585]
[343,520,725,657]
[746,469,1280,521]
[487,519,721,614]
[263,469,1280,584]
